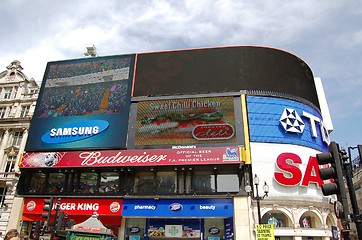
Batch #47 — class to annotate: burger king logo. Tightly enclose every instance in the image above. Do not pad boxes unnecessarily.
[110,202,120,213]
[27,201,36,211]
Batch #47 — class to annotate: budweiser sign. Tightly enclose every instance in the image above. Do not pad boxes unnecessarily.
[20,146,242,168]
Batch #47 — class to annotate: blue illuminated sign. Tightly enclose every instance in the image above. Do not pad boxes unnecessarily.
[247,96,329,152]
[122,198,233,217]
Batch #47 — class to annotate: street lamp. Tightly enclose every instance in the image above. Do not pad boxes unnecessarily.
[245,174,269,224]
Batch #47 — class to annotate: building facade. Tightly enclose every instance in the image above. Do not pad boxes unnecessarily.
[0,61,39,234]
[16,46,338,240]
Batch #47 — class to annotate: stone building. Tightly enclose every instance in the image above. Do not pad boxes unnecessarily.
[0,61,39,233]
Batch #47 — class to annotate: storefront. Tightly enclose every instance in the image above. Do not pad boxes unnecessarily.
[22,198,122,238]
[122,198,234,240]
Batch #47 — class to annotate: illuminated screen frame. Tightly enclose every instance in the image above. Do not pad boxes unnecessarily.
[25,54,136,151]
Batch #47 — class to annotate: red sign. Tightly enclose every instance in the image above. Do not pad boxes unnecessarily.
[20,146,241,168]
[192,124,234,140]
[274,152,323,187]
[23,198,122,216]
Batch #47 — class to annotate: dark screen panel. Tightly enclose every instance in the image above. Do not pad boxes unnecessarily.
[134,46,318,109]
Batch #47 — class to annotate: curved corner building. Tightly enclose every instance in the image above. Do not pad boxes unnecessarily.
[17,46,337,240]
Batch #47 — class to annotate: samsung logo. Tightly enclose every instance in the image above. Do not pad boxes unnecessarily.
[42,120,109,144]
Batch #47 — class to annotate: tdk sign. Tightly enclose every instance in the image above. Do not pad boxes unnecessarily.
[42,120,109,144]
[279,108,330,145]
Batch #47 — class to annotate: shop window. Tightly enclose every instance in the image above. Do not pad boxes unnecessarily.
[204,218,224,240]
[216,174,239,193]
[134,172,155,194]
[79,172,98,193]
[299,213,315,228]
[193,171,215,193]
[261,210,290,228]
[48,172,66,193]
[156,172,177,194]
[126,218,146,240]
[148,219,201,238]
[100,172,120,193]
[29,172,46,193]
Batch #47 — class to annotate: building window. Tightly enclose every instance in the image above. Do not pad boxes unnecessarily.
[79,172,98,193]
[3,88,12,99]
[261,210,290,228]
[216,174,239,192]
[20,105,30,118]
[13,87,18,98]
[48,172,66,193]
[134,172,155,194]
[156,172,177,194]
[28,172,46,193]
[193,171,215,193]
[11,131,23,146]
[4,155,16,174]
[100,172,120,193]
[0,107,6,118]
[0,188,7,207]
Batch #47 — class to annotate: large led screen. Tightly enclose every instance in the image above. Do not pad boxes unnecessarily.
[132,96,240,147]
[25,54,135,151]
[134,46,319,109]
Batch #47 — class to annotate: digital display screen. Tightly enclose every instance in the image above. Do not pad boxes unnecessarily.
[25,54,135,151]
[133,96,238,147]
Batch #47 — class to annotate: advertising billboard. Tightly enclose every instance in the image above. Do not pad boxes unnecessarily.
[25,54,135,151]
[19,146,242,168]
[246,96,329,152]
[250,142,325,202]
[131,96,241,148]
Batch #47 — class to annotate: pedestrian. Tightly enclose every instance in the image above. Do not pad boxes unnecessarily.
[4,229,20,240]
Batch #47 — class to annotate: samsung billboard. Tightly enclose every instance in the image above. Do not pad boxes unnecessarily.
[25,54,135,151]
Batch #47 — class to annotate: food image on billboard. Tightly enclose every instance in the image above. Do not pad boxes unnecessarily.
[26,55,135,151]
[134,96,237,146]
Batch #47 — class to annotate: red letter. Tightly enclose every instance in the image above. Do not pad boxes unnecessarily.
[274,153,302,186]
[301,156,324,188]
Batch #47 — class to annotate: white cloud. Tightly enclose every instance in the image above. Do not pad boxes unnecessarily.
[0,0,362,146]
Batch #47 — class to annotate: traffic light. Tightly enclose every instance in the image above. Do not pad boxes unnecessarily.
[316,141,346,196]
[41,197,54,232]
[55,211,64,232]
[31,221,41,239]
[317,141,350,222]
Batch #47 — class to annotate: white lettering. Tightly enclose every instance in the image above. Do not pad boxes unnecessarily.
[77,203,99,211]
[319,121,330,144]
[49,126,100,137]
[200,205,216,210]
[59,203,76,211]
[302,111,320,138]
[134,205,156,210]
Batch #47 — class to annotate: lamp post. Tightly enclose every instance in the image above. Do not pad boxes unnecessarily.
[245,174,269,224]
[346,146,362,239]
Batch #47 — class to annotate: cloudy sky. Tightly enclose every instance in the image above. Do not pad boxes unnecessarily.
[1,0,361,156]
